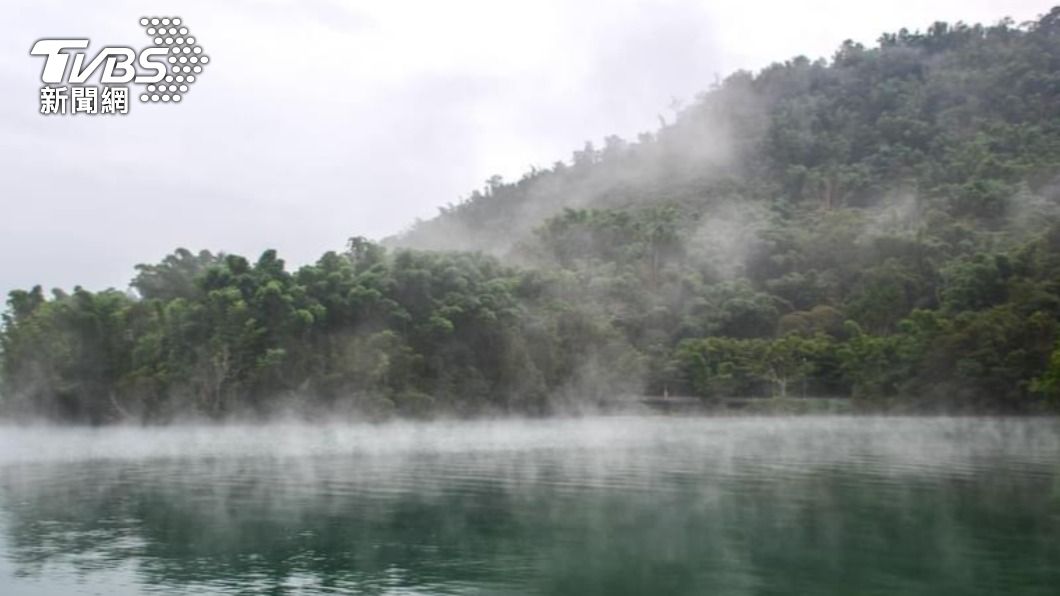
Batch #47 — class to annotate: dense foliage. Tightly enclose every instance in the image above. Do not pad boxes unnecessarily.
[1,245,641,421]
[4,10,1060,421]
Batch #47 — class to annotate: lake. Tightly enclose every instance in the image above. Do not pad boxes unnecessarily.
[0,416,1057,595]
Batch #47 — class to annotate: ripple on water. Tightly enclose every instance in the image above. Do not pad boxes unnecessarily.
[0,416,1057,596]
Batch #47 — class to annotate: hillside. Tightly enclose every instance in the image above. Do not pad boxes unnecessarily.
[4,9,1060,422]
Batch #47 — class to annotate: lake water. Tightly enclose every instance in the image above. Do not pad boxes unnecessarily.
[0,416,1057,595]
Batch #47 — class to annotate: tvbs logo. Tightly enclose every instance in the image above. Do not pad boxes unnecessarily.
[31,17,209,115]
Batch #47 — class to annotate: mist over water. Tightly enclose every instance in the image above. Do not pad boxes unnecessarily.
[0,416,1058,595]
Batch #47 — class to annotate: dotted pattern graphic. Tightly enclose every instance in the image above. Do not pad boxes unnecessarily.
[137,17,208,103]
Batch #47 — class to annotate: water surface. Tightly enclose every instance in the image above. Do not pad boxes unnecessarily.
[0,416,1058,595]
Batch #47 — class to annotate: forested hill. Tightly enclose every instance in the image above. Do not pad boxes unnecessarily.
[394,11,1060,256]
[3,10,1060,423]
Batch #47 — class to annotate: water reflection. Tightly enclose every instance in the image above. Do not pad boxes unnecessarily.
[0,417,1058,595]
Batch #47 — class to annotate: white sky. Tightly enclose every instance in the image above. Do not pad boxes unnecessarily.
[0,0,1054,298]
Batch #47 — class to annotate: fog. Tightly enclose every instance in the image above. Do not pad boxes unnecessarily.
[0,417,1057,594]
[3,2,1060,591]
[1,0,1054,301]
[1,415,1055,468]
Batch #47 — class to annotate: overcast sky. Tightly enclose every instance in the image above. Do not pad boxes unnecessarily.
[1,0,1054,299]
